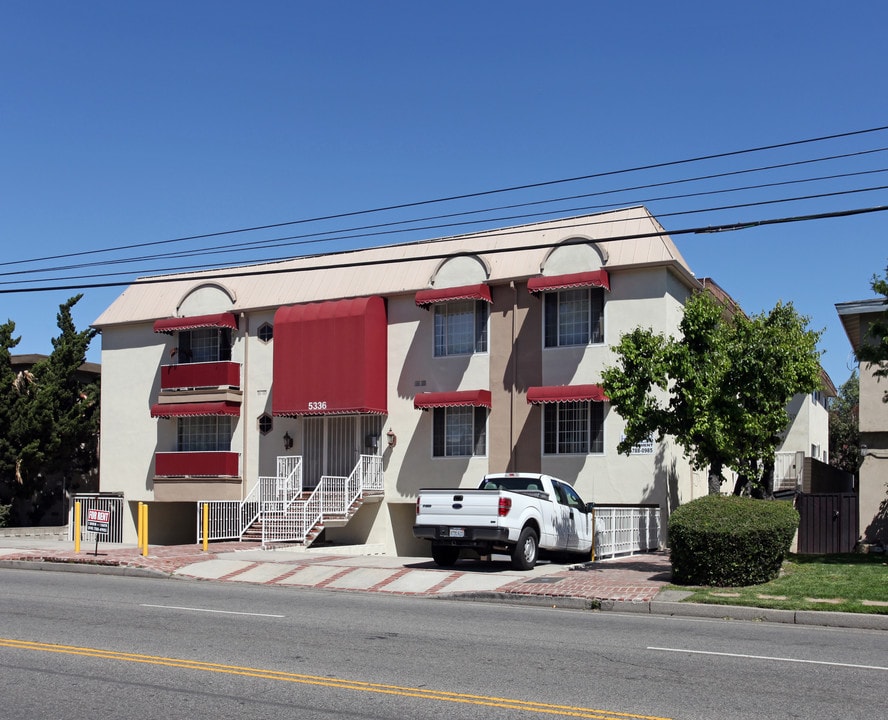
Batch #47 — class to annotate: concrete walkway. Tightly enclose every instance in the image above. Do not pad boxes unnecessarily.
[1,536,886,630]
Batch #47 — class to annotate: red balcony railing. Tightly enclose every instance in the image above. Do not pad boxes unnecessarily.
[160,361,240,391]
[155,451,240,478]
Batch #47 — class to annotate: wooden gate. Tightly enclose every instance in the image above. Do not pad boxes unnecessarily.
[796,493,859,554]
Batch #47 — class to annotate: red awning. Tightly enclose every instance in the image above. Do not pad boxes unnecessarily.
[150,401,242,418]
[415,283,492,307]
[272,297,387,416]
[413,389,492,410]
[527,385,608,404]
[527,270,610,293]
[153,313,238,334]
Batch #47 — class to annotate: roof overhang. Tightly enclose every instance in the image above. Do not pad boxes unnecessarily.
[527,270,610,293]
[150,400,241,418]
[413,389,492,410]
[527,384,608,404]
[153,313,238,334]
[415,283,492,307]
[272,296,387,416]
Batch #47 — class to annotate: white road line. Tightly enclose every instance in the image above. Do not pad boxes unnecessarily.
[141,604,285,618]
[648,646,888,672]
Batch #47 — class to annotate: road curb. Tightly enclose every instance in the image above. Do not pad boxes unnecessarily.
[0,558,171,580]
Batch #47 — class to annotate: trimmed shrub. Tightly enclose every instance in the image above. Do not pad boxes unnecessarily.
[669,495,799,586]
[0,503,9,528]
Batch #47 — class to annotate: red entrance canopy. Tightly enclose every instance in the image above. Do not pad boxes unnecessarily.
[272,296,387,416]
[415,283,492,307]
[413,389,492,410]
[153,313,238,334]
[526,384,608,404]
[527,270,610,293]
[150,400,242,418]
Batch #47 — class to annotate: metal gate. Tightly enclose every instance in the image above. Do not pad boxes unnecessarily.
[70,494,125,543]
[796,493,859,554]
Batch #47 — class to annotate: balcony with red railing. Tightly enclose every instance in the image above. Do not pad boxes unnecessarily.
[160,361,241,391]
[155,451,240,478]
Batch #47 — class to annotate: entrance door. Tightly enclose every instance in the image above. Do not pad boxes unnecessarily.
[303,416,384,487]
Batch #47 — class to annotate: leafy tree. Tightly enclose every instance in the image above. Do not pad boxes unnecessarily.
[0,296,99,523]
[602,290,823,498]
[856,266,888,401]
[829,371,861,475]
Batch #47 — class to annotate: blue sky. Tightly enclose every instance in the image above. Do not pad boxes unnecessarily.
[2,1,887,389]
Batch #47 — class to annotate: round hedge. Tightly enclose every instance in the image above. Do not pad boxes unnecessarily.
[668,495,799,586]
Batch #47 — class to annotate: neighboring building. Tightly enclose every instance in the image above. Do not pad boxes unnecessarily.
[836,298,888,546]
[91,208,828,553]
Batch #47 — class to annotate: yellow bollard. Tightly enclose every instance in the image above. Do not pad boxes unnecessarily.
[74,501,81,554]
[202,502,209,552]
[141,503,149,557]
[137,501,144,552]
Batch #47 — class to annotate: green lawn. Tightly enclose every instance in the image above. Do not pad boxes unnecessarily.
[671,553,888,614]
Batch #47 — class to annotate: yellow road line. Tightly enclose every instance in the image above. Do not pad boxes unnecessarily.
[0,637,672,720]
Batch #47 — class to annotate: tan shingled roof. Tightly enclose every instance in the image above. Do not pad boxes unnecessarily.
[93,207,696,328]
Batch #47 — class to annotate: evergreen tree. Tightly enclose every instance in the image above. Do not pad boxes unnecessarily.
[829,371,861,475]
[0,296,99,523]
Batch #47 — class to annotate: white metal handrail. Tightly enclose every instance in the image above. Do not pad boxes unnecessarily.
[199,454,380,546]
[593,506,661,560]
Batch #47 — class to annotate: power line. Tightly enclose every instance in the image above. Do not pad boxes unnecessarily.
[6,176,888,285]
[4,125,888,271]
[2,203,886,295]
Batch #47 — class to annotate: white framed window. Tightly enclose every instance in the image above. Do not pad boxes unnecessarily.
[177,328,232,363]
[432,406,487,457]
[542,401,604,455]
[543,287,604,347]
[434,300,488,357]
[177,416,232,452]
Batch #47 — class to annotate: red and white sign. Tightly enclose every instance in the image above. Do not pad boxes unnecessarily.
[86,508,111,534]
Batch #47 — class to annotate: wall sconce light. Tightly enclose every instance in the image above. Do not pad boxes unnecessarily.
[860,444,868,457]
[386,428,397,448]
[283,432,293,451]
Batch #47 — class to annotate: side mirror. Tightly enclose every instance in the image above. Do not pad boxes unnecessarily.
[585,502,595,514]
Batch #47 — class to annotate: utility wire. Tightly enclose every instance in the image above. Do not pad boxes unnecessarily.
[4,175,887,282]
[2,203,886,295]
[5,156,888,277]
[4,126,888,270]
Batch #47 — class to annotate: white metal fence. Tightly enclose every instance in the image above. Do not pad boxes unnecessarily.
[70,494,125,543]
[593,505,661,560]
[774,450,804,492]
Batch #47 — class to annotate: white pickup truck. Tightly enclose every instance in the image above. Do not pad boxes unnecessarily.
[412,472,594,570]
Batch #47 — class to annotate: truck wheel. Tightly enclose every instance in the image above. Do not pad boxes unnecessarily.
[431,545,460,567]
[511,527,538,570]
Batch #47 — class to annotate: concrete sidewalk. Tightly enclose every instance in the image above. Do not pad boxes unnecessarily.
[1,536,886,631]
[0,536,669,605]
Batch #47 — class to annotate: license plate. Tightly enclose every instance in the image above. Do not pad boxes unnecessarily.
[448,527,465,538]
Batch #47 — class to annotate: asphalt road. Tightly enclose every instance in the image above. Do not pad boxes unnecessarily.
[0,568,885,720]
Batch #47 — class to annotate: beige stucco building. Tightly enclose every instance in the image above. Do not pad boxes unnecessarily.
[837,298,888,546]
[91,208,829,553]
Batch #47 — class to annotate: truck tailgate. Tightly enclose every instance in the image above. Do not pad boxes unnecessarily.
[415,490,502,526]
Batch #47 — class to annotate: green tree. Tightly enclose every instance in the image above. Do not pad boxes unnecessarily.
[829,371,861,475]
[856,265,888,401]
[0,296,99,522]
[602,291,823,497]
